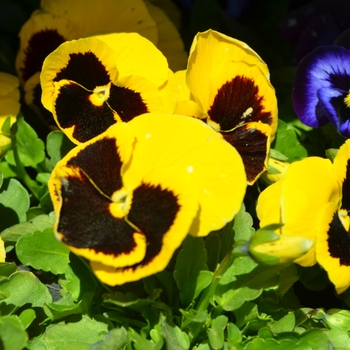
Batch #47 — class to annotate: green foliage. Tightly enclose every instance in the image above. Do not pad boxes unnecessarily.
[16,228,70,274]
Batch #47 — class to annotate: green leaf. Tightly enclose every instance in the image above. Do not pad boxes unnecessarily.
[6,117,45,168]
[1,212,55,242]
[174,235,207,289]
[59,253,100,302]
[207,315,228,349]
[232,203,255,243]
[227,322,242,346]
[129,328,164,350]
[46,130,75,167]
[193,344,210,350]
[18,309,36,330]
[36,172,51,185]
[299,329,331,350]
[0,315,28,350]
[32,315,109,350]
[160,315,190,350]
[0,271,52,314]
[269,148,289,161]
[43,292,93,321]
[0,160,18,178]
[217,219,235,262]
[272,119,308,162]
[0,262,17,279]
[215,286,262,312]
[215,257,286,311]
[180,270,213,306]
[270,312,295,333]
[180,309,208,324]
[103,292,155,313]
[16,228,70,274]
[234,301,259,328]
[90,327,130,350]
[1,116,12,135]
[0,178,29,231]
[245,338,301,350]
[326,328,350,350]
[324,309,350,331]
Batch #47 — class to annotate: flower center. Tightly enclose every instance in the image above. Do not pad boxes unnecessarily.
[338,208,350,231]
[89,84,111,106]
[344,92,350,108]
[110,188,132,218]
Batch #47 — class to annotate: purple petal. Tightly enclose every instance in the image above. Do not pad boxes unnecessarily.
[292,45,350,128]
[318,87,350,138]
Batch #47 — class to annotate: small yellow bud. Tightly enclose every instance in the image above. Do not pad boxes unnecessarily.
[261,157,290,185]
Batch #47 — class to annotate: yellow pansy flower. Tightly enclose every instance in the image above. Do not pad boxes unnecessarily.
[49,113,246,285]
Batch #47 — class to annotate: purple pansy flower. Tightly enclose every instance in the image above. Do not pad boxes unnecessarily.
[292,45,350,138]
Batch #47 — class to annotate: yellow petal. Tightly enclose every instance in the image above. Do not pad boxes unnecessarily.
[96,32,169,87]
[0,96,20,120]
[282,157,339,266]
[124,113,247,237]
[0,72,20,96]
[41,0,158,43]
[0,72,20,120]
[145,0,182,29]
[174,70,191,101]
[256,179,283,230]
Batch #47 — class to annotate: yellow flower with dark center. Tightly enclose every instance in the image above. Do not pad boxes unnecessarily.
[49,113,247,285]
[175,30,278,184]
[41,33,177,144]
[257,140,350,294]
[16,0,187,126]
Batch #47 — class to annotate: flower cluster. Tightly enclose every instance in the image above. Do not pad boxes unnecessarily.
[39,27,278,284]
